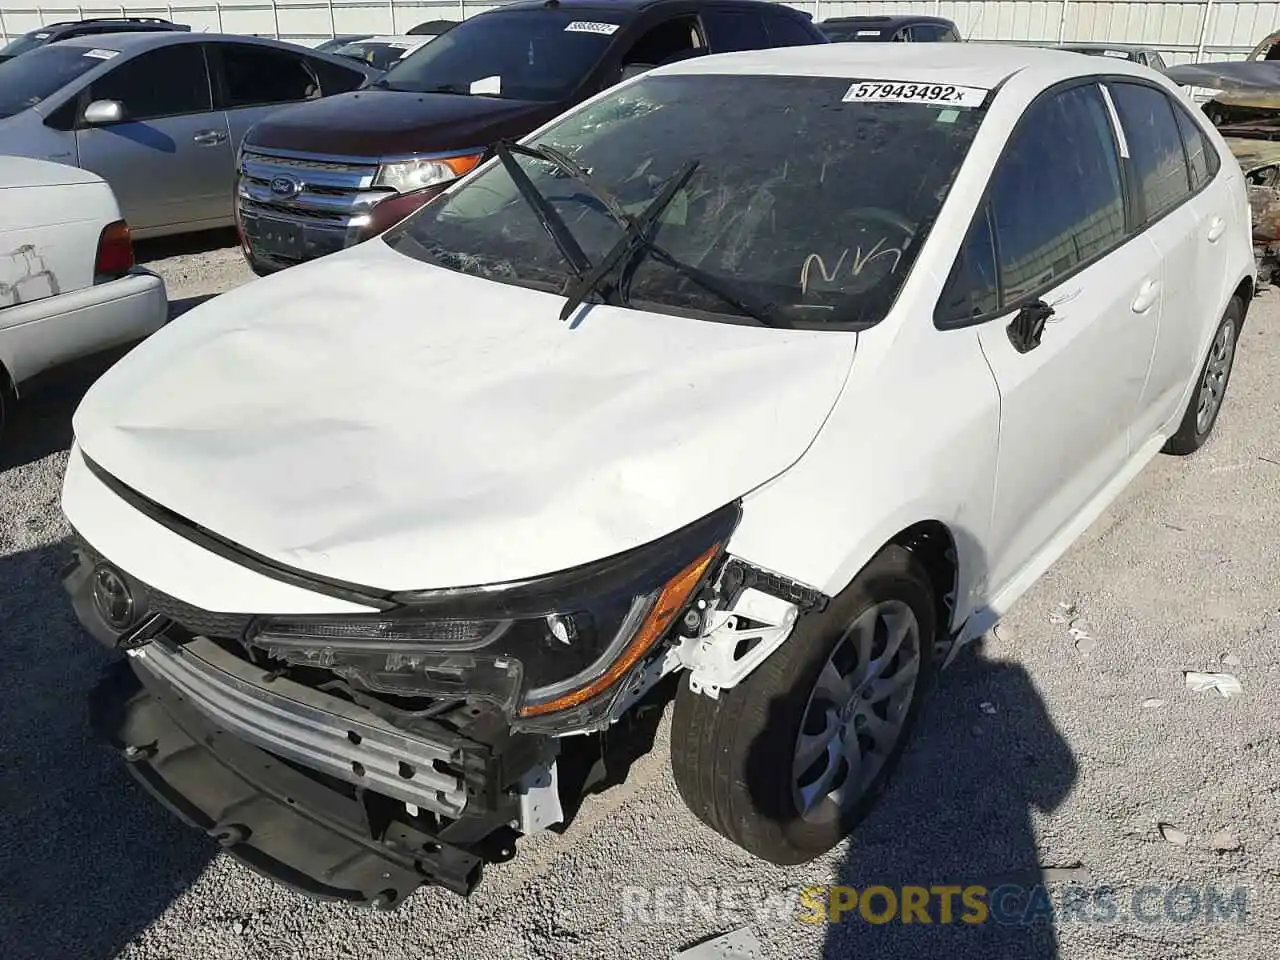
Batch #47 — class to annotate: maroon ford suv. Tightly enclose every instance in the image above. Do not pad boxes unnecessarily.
[233,0,826,273]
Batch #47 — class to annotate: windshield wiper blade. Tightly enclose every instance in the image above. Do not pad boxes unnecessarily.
[502,142,632,226]
[493,139,592,281]
[628,245,791,329]
[559,160,698,321]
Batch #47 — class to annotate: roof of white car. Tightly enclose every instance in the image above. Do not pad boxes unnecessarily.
[663,42,1155,88]
[0,155,103,190]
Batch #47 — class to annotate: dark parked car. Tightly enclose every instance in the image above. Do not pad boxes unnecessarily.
[407,19,459,35]
[1054,42,1168,73]
[0,17,189,63]
[818,14,961,43]
[314,34,373,53]
[234,0,827,274]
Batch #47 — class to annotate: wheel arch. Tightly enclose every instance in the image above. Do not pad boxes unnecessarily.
[1233,275,1254,330]
[886,520,960,658]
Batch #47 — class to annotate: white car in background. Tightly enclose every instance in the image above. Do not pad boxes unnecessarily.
[62,44,1253,906]
[1,157,166,444]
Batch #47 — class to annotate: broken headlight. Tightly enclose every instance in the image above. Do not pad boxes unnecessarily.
[248,504,740,723]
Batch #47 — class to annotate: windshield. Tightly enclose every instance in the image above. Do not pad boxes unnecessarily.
[334,39,424,71]
[821,25,896,42]
[0,44,104,118]
[0,31,51,59]
[375,10,620,101]
[1060,46,1140,61]
[385,74,984,328]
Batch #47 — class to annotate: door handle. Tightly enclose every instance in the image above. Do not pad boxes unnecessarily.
[1207,216,1226,242]
[192,129,228,146]
[1131,278,1161,314]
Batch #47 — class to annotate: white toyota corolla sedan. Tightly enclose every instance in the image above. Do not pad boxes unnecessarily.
[61,43,1253,905]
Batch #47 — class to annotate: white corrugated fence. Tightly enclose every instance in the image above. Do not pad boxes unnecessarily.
[0,0,1276,64]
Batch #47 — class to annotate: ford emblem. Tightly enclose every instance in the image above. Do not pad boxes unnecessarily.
[269,175,302,199]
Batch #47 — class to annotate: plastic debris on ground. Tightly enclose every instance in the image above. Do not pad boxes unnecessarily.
[1157,822,1190,846]
[1210,830,1243,852]
[676,926,763,960]
[1141,698,1166,709]
[1049,601,1076,624]
[1183,671,1244,698]
[979,701,998,715]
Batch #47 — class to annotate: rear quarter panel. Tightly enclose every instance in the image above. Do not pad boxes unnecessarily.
[0,178,122,379]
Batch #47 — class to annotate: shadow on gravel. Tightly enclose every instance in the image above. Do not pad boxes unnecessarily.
[818,638,1077,959]
[133,227,239,264]
[1,293,219,471]
[0,542,213,960]
[0,348,131,471]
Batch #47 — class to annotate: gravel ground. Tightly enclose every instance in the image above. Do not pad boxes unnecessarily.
[1,238,1276,960]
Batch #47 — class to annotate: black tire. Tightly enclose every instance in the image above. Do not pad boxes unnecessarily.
[1163,297,1241,456]
[670,545,937,864]
[0,365,12,452]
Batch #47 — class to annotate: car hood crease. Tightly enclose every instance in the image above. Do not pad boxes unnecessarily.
[72,241,857,592]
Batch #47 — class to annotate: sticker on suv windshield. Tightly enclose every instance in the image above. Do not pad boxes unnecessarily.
[82,48,120,60]
[842,81,988,108]
[564,21,621,35]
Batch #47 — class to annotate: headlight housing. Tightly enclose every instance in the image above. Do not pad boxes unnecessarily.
[248,504,740,730]
[372,154,483,193]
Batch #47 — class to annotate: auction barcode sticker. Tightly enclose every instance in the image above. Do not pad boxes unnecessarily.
[83,48,120,60]
[564,21,621,35]
[842,80,988,108]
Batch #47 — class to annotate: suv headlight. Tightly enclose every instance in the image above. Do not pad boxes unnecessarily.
[372,154,483,193]
[248,504,740,728]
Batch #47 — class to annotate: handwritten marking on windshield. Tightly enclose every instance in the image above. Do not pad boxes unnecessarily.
[800,238,903,295]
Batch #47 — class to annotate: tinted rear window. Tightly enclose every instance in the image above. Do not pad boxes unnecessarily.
[0,44,104,118]
[387,73,984,328]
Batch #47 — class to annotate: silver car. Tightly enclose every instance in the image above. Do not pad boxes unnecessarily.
[0,32,378,238]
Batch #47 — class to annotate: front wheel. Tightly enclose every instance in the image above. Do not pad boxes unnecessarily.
[669,545,936,864]
[1163,297,1241,456]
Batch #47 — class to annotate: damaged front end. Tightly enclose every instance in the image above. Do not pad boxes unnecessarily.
[1168,61,1280,284]
[66,501,755,907]
[1224,138,1280,286]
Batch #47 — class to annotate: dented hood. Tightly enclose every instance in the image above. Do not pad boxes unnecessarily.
[72,239,855,593]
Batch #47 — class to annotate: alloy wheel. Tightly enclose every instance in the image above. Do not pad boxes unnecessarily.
[792,599,922,822]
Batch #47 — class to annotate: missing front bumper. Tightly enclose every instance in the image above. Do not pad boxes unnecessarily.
[89,650,552,907]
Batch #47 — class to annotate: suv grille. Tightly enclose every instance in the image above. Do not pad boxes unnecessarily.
[237,149,384,227]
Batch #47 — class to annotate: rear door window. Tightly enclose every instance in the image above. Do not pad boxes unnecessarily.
[762,12,818,47]
[307,54,368,95]
[215,43,318,109]
[1171,97,1218,189]
[88,45,213,121]
[987,83,1126,302]
[1107,81,1192,221]
[702,9,770,51]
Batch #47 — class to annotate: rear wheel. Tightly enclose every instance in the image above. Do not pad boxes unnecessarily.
[1163,297,1241,456]
[670,545,936,864]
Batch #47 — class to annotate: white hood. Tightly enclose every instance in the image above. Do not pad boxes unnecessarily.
[72,240,856,592]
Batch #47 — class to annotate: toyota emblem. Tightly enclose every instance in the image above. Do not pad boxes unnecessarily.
[268,175,302,199]
[91,563,135,630]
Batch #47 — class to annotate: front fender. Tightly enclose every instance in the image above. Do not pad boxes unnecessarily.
[724,315,1001,639]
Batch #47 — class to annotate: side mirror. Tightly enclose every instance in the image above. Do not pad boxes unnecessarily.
[1007,299,1054,353]
[83,99,125,126]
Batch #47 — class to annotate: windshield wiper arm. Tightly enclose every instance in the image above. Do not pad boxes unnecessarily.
[493,139,592,281]
[559,160,698,321]
[502,142,632,226]
[626,244,791,329]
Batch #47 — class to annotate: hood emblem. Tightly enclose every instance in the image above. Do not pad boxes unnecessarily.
[269,175,303,199]
[91,563,136,631]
